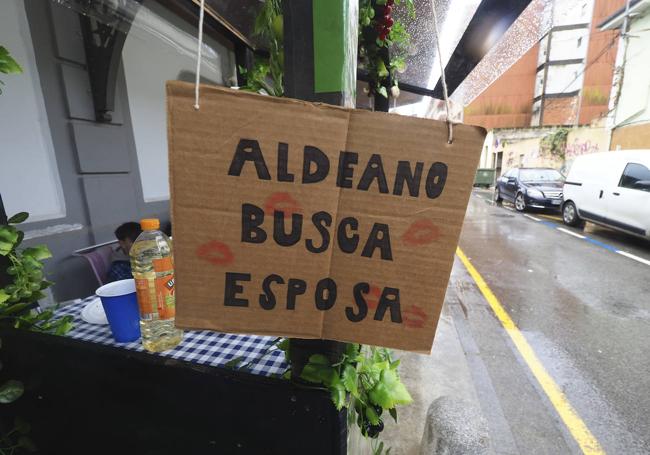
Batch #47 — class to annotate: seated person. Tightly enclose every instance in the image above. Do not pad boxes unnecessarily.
[107,222,142,282]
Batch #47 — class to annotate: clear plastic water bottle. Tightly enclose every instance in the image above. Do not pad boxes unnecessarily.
[130,218,182,352]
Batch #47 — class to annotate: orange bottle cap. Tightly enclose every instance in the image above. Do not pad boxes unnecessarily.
[140,218,160,230]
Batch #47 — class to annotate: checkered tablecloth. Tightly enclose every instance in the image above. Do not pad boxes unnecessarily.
[55,298,289,377]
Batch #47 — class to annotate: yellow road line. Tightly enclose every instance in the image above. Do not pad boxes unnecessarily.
[456,247,605,455]
[538,213,562,221]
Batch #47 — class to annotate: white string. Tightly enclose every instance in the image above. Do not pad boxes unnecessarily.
[431,5,453,144]
[194,0,206,110]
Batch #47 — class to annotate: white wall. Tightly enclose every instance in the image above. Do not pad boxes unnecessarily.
[0,0,66,221]
[122,1,236,202]
[545,63,584,94]
[553,0,594,27]
[614,11,650,126]
[549,28,589,61]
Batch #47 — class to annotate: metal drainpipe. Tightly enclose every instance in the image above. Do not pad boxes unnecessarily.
[606,0,632,151]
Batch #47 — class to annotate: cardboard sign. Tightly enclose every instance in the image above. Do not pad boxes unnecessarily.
[167,81,485,352]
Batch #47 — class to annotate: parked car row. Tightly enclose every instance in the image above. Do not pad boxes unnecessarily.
[493,151,650,240]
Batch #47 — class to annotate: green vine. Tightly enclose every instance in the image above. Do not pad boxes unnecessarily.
[540,128,569,160]
[359,0,414,98]
[239,0,283,96]
[0,212,73,334]
[0,212,74,453]
[277,341,412,441]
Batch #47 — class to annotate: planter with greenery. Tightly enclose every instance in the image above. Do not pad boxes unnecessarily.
[1,44,73,454]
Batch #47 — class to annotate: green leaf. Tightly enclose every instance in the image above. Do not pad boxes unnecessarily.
[54,318,74,336]
[330,379,347,411]
[0,46,23,74]
[300,363,336,385]
[8,212,29,224]
[308,354,330,366]
[22,255,44,270]
[342,364,358,396]
[368,369,413,409]
[377,86,388,98]
[345,343,360,358]
[224,356,244,369]
[0,225,18,255]
[22,245,52,261]
[0,379,24,403]
[1,302,31,316]
[376,60,389,78]
[0,289,9,304]
[365,405,380,425]
[30,291,47,302]
[39,279,55,290]
[389,407,398,423]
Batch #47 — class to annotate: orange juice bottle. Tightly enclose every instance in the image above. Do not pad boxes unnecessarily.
[130,218,182,352]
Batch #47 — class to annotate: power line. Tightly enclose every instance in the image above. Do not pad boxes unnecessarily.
[540,32,620,113]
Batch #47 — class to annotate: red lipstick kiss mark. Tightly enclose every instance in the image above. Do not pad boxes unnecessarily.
[196,241,234,266]
[264,192,302,216]
[402,220,440,246]
[403,305,427,328]
[366,285,382,310]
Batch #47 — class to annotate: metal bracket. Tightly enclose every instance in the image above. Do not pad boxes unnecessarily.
[77,0,142,122]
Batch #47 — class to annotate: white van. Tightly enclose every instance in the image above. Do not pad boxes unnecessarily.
[562,151,650,239]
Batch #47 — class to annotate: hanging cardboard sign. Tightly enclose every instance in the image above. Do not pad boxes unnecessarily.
[167,81,485,352]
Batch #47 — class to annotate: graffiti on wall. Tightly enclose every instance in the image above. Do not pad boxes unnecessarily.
[565,138,600,158]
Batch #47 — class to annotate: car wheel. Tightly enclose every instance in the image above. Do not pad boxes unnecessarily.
[494,187,503,204]
[515,192,526,212]
[562,201,582,227]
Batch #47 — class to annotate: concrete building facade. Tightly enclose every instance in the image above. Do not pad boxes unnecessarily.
[466,0,624,129]
[601,0,650,149]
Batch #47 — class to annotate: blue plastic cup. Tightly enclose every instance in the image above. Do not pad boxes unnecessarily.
[96,279,141,343]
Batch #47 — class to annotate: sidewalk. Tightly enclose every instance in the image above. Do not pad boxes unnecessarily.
[378,287,485,454]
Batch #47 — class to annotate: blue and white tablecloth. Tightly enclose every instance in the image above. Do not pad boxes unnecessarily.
[55,299,289,377]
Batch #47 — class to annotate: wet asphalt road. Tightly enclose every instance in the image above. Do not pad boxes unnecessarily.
[449,189,650,454]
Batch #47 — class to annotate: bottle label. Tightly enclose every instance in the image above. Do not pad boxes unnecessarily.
[154,274,176,320]
[152,257,175,320]
[135,278,154,315]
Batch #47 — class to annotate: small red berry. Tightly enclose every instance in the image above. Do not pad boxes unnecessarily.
[384,16,394,27]
[379,31,387,41]
[384,5,392,15]
[387,0,395,5]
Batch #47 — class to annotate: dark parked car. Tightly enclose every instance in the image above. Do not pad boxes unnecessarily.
[494,167,564,211]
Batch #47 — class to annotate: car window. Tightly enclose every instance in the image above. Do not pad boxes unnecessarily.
[619,163,650,192]
[503,169,515,178]
[519,169,563,182]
